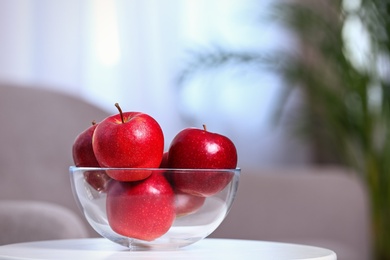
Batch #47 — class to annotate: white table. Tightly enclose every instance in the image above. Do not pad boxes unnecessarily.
[0,238,336,260]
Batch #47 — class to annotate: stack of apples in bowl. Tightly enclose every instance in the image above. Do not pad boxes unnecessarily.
[70,103,240,250]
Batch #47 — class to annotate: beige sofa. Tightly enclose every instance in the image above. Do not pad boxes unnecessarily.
[0,83,110,240]
[0,84,371,259]
[209,167,371,260]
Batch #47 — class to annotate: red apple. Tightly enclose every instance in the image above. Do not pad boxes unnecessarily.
[174,190,206,217]
[83,170,112,192]
[92,103,164,181]
[106,172,175,241]
[159,151,169,168]
[72,121,111,192]
[168,125,237,197]
[159,151,175,187]
[72,121,100,167]
[160,153,205,216]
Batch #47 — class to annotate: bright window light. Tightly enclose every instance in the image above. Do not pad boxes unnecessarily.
[92,0,121,66]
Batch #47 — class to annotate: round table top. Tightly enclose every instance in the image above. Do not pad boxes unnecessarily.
[0,238,336,260]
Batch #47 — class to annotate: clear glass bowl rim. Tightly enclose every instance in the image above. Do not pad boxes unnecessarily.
[69,166,241,173]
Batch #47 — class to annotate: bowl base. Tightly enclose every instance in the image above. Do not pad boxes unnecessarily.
[107,236,203,250]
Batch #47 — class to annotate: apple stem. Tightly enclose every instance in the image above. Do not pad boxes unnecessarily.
[203,124,207,131]
[115,103,125,124]
[92,120,97,125]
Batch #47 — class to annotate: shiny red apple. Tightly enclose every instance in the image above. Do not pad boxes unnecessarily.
[168,125,237,197]
[106,172,175,241]
[92,103,164,181]
[72,121,111,192]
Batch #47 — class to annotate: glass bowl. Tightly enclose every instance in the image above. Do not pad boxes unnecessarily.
[69,166,240,250]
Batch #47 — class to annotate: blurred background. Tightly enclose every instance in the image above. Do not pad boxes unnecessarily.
[1,0,389,259]
[0,0,310,169]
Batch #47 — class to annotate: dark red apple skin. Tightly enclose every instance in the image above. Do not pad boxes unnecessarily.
[72,123,100,167]
[72,123,111,192]
[92,111,164,181]
[171,169,234,197]
[106,172,175,241]
[83,171,112,192]
[174,190,206,217]
[159,152,169,168]
[160,153,206,216]
[168,127,237,197]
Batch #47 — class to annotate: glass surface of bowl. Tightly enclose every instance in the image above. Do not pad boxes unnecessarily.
[69,166,240,250]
